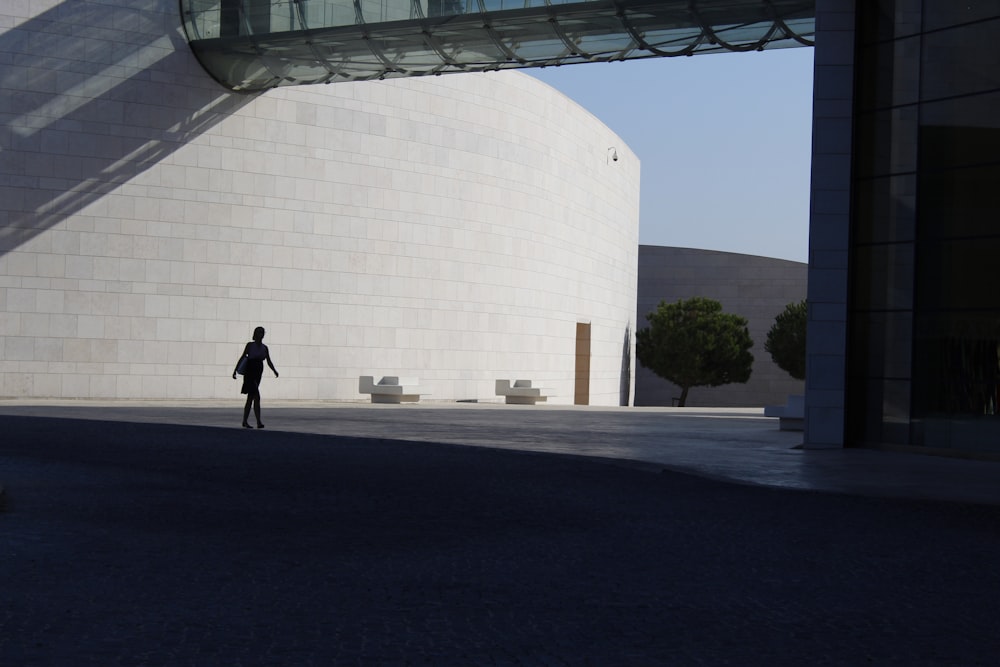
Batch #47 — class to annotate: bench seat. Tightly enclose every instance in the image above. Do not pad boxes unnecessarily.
[495,379,552,405]
[764,394,804,431]
[359,376,427,404]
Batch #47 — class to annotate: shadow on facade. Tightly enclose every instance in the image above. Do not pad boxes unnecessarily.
[620,324,632,406]
[0,1,254,255]
[634,246,807,408]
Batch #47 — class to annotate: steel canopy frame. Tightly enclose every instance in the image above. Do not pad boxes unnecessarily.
[180,0,815,91]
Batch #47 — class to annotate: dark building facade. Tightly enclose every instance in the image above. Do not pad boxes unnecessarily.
[806,1,1000,456]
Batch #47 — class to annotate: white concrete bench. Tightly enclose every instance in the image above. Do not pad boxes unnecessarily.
[495,379,552,405]
[359,376,426,404]
[764,394,804,431]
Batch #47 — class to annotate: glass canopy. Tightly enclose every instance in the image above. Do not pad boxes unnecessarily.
[180,0,815,91]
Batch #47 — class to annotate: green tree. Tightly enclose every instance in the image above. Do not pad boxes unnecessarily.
[636,297,754,407]
[765,300,807,381]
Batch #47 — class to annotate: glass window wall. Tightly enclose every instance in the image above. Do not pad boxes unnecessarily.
[850,0,1000,455]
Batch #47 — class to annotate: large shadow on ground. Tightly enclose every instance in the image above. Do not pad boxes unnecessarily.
[3,415,1000,664]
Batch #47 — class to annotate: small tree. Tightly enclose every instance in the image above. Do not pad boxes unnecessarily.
[765,300,807,381]
[636,297,754,407]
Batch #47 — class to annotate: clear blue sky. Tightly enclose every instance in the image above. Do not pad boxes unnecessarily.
[528,47,815,263]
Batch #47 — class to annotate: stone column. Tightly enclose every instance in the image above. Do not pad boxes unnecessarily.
[804,0,856,448]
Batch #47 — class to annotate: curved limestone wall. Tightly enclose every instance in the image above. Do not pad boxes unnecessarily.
[0,1,639,404]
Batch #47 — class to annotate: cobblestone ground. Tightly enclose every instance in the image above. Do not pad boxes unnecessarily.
[2,415,1000,666]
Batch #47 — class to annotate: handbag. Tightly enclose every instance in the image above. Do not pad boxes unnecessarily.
[236,356,248,375]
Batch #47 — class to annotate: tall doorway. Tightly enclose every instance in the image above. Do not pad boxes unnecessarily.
[575,322,591,405]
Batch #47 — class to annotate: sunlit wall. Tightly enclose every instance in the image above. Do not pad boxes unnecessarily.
[0,0,639,405]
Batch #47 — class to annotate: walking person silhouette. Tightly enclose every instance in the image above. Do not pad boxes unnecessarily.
[233,326,279,428]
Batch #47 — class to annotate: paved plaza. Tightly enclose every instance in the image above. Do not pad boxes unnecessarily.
[2,402,1000,665]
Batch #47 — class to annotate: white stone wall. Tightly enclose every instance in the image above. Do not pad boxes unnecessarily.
[0,0,640,405]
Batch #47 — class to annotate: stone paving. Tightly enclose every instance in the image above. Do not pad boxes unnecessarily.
[2,409,1000,665]
[4,401,1000,504]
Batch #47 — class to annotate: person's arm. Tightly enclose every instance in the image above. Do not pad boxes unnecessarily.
[265,347,279,378]
[233,342,250,379]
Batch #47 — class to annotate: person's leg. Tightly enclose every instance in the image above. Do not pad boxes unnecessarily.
[253,392,264,428]
[242,394,253,427]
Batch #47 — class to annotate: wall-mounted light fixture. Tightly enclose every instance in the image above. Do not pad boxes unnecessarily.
[607,146,618,164]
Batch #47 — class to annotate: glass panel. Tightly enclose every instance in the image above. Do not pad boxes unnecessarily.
[489,17,569,61]
[919,92,1000,171]
[479,0,576,9]
[556,17,637,58]
[886,313,915,380]
[431,29,508,65]
[850,311,914,379]
[912,327,1000,418]
[268,0,300,32]
[246,0,273,34]
[847,374,912,445]
[300,1,358,28]
[923,0,1000,31]
[221,0,243,37]
[917,237,1000,311]
[182,0,224,39]
[858,0,923,44]
[852,242,915,311]
[854,106,919,178]
[921,19,1000,101]
[427,0,467,17]
[856,36,920,110]
[193,47,282,89]
[572,33,639,59]
[912,414,1000,451]
[854,175,916,245]
[632,26,706,55]
[846,372,877,445]
[917,164,1000,241]
[881,379,913,443]
[358,0,418,24]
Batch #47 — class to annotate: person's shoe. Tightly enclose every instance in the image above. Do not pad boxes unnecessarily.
[256,423,265,429]
[242,422,252,429]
